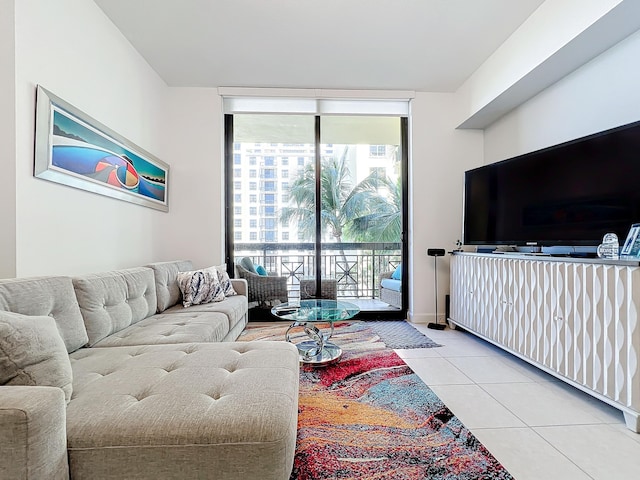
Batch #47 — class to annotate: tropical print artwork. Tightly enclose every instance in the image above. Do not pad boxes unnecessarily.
[50,107,166,203]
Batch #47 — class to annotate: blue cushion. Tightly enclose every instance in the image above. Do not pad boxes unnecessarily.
[255,265,268,276]
[381,278,402,292]
[391,264,402,280]
[240,257,257,274]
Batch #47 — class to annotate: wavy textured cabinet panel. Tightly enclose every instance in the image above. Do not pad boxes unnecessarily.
[450,253,640,432]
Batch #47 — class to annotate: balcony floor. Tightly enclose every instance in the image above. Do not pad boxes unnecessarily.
[342,297,400,312]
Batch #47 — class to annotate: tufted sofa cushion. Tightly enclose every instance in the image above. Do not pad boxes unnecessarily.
[146,260,194,313]
[164,293,247,328]
[67,341,299,480]
[72,268,157,347]
[380,278,402,292]
[90,311,230,347]
[0,276,88,353]
[170,295,249,342]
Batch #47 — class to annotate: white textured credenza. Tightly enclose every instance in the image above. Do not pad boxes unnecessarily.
[449,252,640,432]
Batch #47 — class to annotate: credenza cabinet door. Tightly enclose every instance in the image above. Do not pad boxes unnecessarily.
[450,253,482,332]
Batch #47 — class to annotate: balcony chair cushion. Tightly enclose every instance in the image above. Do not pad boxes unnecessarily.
[0,311,73,403]
[255,265,268,276]
[215,264,237,297]
[177,266,225,308]
[391,264,402,280]
[239,257,258,274]
[380,278,402,292]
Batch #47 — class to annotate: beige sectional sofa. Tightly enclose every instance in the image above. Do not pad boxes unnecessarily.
[0,260,300,479]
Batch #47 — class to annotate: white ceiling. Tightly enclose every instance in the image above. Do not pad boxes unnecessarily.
[93,0,545,92]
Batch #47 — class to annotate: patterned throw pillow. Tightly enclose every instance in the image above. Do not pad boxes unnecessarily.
[215,264,237,297]
[176,266,225,307]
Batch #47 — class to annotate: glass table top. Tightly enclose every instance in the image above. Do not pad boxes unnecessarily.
[271,300,360,322]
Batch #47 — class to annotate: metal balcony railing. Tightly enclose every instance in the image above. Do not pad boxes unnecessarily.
[234,242,401,299]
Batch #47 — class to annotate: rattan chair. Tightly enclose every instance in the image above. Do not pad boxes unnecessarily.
[236,264,289,308]
[300,278,337,300]
[379,270,401,308]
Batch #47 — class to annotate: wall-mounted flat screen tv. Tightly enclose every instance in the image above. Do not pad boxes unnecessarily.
[464,119,640,247]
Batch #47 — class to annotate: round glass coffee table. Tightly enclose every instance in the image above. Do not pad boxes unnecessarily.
[272,299,360,365]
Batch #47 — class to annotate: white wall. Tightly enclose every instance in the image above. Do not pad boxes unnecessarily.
[14,0,170,276]
[409,93,483,323]
[485,29,640,163]
[0,0,16,278]
[159,88,226,269]
[456,0,640,128]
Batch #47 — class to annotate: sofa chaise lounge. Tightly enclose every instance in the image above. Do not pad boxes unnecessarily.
[0,260,299,479]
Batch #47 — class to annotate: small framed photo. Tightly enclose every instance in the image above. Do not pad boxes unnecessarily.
[621,224,640,257]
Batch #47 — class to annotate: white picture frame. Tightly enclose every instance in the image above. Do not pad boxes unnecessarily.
[34,86,169,212]
[621,224,640,257]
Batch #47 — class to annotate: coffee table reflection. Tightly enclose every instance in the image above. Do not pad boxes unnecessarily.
[271,300,360,365]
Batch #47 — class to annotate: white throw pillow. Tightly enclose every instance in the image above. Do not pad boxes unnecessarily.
[176,266,225,307]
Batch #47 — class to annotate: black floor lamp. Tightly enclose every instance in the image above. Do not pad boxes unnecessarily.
[427,248,446,330]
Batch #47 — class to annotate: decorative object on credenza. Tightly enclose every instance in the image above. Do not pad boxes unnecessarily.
[34,86,169,212]
[597,232,620,260]
[621,224,640,258]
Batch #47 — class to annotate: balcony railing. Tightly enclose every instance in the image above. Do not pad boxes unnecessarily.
[234,242,401,300]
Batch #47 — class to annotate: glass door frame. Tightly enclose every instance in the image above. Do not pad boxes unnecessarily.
[224,114,409,319]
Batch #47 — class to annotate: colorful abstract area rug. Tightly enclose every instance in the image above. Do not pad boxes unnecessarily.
[239,322,514,480]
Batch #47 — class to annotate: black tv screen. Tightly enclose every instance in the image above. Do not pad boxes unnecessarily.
[464,119,640,247]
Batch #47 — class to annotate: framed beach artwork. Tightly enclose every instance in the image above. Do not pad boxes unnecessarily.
[34,86,169,212]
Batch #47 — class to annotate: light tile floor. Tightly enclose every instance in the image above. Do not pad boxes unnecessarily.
[396,324,640,480]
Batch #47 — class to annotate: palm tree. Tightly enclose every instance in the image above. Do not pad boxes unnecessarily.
[280,147,400,244]
[345,173,401,242]
[279,148,401,292]
[280,148,353,244]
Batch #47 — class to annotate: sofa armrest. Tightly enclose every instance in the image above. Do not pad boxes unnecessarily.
[230,278,248,297]
[0,386,69,480]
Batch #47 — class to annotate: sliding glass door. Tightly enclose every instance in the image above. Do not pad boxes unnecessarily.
[225,111,407,317]
[317,116,405,314]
